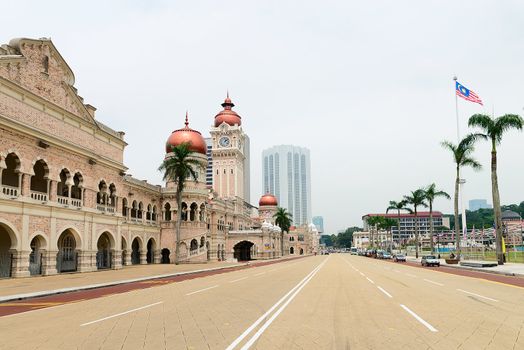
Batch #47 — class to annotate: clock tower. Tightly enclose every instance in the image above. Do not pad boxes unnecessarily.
[210,94,250,202]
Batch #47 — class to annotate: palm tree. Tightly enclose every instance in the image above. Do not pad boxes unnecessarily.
[424,184,450,255]
[379,217,398,253]
[386,200,412,251]
[158,143,201,264]
[468,113,523,265]
[366,216,383,248]
[441,134,482,258]
[273,207,293,256]
[404,189,428,259]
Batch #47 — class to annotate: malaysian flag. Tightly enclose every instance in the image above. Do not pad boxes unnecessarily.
[456,81,483,105]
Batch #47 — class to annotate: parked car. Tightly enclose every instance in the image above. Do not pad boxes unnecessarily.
[394,254,406,262]
[382,252,392,259]
[421,255,440,267]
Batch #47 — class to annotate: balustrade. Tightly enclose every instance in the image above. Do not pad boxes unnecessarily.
[70,198,82,207]
[1,185,19,197]
[57,196,69,205]
[30,191,48,202]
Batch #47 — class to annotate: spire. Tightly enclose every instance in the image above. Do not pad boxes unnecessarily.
[222,91,234,109]
[185,110,189,128]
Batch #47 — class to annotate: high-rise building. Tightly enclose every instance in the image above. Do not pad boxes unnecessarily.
[312,216,324,233]
[204,138,213,188]
[469,199,492,211]
[262,145,311,226]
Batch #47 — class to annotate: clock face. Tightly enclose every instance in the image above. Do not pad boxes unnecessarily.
[219,136,230,147]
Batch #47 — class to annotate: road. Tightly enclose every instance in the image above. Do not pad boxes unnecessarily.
[1,255,523,349]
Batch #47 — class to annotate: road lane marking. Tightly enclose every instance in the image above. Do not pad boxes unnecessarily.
[399,304,438,332]
[80,302,163,326]
[457,289,499,302]
[226,258,328,350]
[424,279,444,286]
[230,277,248,283]
[186,285,219,296]
[366,277,375,284]
[359,272,365,276]
[239,261,327,350]
[377,286,393,298]
[254,272,266,276]
[393,270,401,273]
[405,273,417,278]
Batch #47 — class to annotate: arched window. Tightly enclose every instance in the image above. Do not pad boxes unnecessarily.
[1,153,21,196]
[108,183,117,207]
[57,169,70,197]
[138,202,143,219]
[199,203,205,222]
[190,239,198,251]
[30,160,49,194]
[71,172,83,201]
[122,198,128,217]
[190,202,198,221]
[131,200,138,218]
[97,181,107,205]
[181,202,188,221]
[152,205,157,221]
[200,236,205,248]
[146,204,152,221]
[164,203,171,221]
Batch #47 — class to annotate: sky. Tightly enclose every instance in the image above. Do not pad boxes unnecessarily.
[3,1,524,233]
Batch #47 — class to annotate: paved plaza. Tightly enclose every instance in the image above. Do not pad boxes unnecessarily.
[1,255,524,349]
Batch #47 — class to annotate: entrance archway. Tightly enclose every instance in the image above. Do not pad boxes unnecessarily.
[0,224,14,278]
[29,235,45,275]
[161,248,170,264]
[57,230,77,272]
[146,238,155,264]
[131,237,141,265]
[290,247,294,254]
[121,237,127,266]
[96,233,112,269]
[234,241,254,261]
[300,248,304,255]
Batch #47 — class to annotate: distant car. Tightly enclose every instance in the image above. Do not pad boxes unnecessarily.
[350,248,358,255]
[382,253,392,259]
[421,255,440,267]
[376,251,384,259]
[394,254,406,262]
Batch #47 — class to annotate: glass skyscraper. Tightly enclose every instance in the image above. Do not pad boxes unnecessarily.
[262,145,311,226]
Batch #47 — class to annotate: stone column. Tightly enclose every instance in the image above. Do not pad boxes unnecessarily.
[9,249,30,278]
[49,180,57,202]
[154,249,161,264]
[124,250,132,266]
[77,250,96,272]
[139,250,147,264]
[41,250,58,276]
[20,173,30,197]
[112,249,122,269]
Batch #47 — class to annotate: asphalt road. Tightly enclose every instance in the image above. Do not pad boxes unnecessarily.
[1,255,523,349]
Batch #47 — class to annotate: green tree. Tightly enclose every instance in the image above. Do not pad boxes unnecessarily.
[404,189,428,258]
[337,226,362,248]
[273,207,293,256]
[158,143,201,264]
[441,134,482,257]
[366,216,383,248]
[378,217,398,252]
[320,235,335,247]
[468,113,524,265]
[424,183,450,254]
[386,200,412,249]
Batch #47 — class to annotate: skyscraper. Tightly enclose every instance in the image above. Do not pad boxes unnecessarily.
[262,145,311,226]
[312,216,324,233]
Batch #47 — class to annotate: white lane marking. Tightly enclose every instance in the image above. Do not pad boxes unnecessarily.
[254,272,266,276]
[366,277,375,284]
[405,273,417,278]
[226,258,328,350]
[377,286,393,298]
[239,261,327,350]
[80,302,163,326]
[393,270,401,273]
[185,285,219,296]
[359,272,365,276]
[457,289,499,302]
[400,304,438,332]
[424,279,444,286]
[230,277,248,283]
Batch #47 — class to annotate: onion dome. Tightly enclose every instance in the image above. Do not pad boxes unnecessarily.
[165,112,207,155]
[259,193,278,206]
[502,210,521,221]
[214,92,242,127]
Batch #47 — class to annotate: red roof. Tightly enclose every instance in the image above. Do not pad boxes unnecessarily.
[362,212,443,219]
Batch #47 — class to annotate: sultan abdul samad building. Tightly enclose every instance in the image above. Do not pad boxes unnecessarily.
[0,37,319,278]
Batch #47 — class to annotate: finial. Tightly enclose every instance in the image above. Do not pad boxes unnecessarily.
[227,90,229,99]
[185,110,189,128]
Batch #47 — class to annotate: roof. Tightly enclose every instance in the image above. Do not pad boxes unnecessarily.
[362,212,444,219]
[501,210,521,220]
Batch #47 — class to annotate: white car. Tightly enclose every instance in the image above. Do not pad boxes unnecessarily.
[421,255,440,267]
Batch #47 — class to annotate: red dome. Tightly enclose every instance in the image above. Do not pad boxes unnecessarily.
[166,113,207,155]
[259,193,278,206]
[214,93,242,127]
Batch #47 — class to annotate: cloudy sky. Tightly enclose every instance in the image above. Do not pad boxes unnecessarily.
[4,1,524,232]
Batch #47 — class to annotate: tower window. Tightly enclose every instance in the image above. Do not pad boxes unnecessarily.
[43,55,49,74]
[231,169,233,174]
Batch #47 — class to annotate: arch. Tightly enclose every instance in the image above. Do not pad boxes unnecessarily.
[164,202,171,221]
[57,229,78,272]
[0,222,19,277]
[96,230,116,250]
[146,204,152,220]
[161,248,170,264]
[28,231,48,251]
[138,202,144,219]
[131,236,142,264]
[190,239,198,251]
[0,220,19,250]
[290,247,294,254]
[199,203,205,222]
[233,241,254,261]
[57,168,71,197]
[56,225,82,250]
[181,202,188,221]
[30,159,49,193]
[189,202,198,221]
[300,248,304,255]
[71,172,83,200]
[200,236,205,248]
[29,234,46,275]
[206,241,210,261]
[97,180,108,205]
[121,236,128,266]
[146,238,156,264]
[1,153,21,196]
[131,200,138,218]
[96,232,112,269]
[122,197,128,217]
[108,183,117,207]
[152,205,157,221]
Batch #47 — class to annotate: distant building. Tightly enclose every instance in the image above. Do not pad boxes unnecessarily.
[469,199,492,211]
[312,216,324,233]
[262,145,311,225]
[204,138,213,188]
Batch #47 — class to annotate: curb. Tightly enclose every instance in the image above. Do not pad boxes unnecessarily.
[406,258,524,278]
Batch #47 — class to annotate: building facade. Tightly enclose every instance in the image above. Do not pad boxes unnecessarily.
[312,216,324,234]
[262,145,311,226]
[0,37,317,278]
[469,199,492,211]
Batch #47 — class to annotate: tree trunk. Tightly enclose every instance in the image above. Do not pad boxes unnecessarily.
[397,209,401,252]
[429,202,434,254]
[175,190,182,265]
[415,207,419,259]
[454,167,460,256]
[491,146,504,265]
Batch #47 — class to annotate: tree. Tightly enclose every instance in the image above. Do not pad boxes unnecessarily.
[441,134,482,258]
[468,113,523,265]
[424,183,450,254]
[366,216,383,248]
[386,200,412,249]
[337,226,362,248]
[273,207,293,256]
[404,188,428,258]
[378,217,398,252]
[158,143,201,264]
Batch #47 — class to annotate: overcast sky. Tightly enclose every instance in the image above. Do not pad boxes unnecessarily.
[4,1,524,233]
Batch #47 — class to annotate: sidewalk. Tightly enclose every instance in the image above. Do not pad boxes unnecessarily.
[406,256,524,277]
[0,261,248,303]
